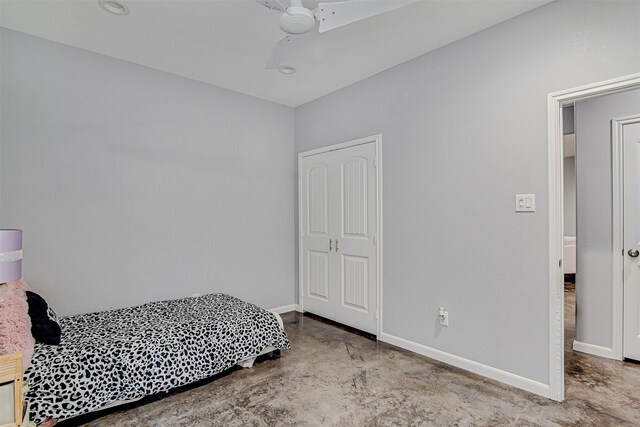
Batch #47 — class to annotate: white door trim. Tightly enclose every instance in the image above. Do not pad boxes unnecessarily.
[298,134,383,337]
[548,73,640,402]
[613,114,640,361]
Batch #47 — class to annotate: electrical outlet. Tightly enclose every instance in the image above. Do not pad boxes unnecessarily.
[439,307,449,327]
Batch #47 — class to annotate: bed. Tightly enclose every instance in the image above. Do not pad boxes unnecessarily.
[23,293,290,425]
[563,235,576,275]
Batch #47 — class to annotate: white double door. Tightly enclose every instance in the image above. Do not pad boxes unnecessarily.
[623,120,640,361]
[300,141,378,335]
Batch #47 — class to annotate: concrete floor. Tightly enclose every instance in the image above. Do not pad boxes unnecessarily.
[80,289,640,426]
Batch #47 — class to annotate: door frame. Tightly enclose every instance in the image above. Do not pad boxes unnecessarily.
[548,73,640,401]
[613,114,640,361]
[298,134,383,337]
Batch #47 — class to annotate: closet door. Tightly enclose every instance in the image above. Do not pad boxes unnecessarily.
[300,141,378,335]
[332,143,377,334]
[300,152,335,320]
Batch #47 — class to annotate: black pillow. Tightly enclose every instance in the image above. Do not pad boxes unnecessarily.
[26,291,61,345]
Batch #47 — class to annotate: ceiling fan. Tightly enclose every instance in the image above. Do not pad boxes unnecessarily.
[256,0,416,70]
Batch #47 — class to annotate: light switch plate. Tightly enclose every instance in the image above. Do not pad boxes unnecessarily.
[515,194,535,212]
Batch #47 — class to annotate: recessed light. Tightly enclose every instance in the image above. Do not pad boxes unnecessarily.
[98,0,130,16]
[277,65,296,75]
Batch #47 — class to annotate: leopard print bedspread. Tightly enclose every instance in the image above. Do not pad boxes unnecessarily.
[24,293,290,424]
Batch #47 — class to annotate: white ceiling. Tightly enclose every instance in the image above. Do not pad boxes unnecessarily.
[0,0,551,107]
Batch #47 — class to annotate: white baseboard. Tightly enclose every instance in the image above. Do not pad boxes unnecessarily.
[269,304,301,314]
[379,332,551,399]
[572,340,616,359]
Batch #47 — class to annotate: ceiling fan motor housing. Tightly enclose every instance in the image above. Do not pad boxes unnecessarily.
[279,6,315,34]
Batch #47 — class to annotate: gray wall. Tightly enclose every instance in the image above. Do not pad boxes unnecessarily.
[295,0,640,384]
[575,89,640,348]
[564,156,576,237]
[0,29,295,316]
[563,106,575,135]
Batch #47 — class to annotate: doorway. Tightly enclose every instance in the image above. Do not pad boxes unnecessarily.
[548,73,640,401]
[298,135,382,336]
[561,108,577,360]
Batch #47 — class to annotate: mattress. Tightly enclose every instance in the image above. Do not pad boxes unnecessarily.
[24,293,290,424]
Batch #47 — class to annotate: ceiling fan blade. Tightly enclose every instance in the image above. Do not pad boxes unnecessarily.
[316,0,418,33]
[255,0,288,13]
[265,35,298,69]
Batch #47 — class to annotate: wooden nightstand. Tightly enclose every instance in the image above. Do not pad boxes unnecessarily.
[0,353,35,427]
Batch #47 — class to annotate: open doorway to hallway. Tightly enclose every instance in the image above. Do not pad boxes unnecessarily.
[561,104,576,358]
[561,88,640,403]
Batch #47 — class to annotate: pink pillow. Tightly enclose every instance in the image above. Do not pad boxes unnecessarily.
[0,279,35,369]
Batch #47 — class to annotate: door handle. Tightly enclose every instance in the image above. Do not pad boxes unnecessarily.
[335,239,339,252]
[329,239,333,252]
[628,249,639,258]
